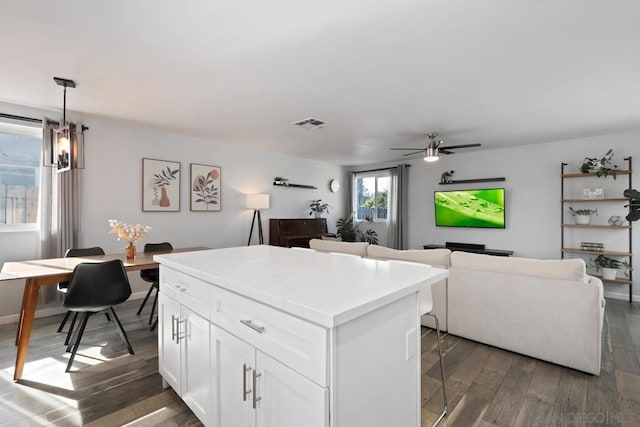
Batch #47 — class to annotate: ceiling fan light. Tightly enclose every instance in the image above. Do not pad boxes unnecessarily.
[424,147,439,162]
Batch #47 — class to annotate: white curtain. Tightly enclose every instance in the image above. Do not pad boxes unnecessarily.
[387,164,409,249]
[39,118,81,303]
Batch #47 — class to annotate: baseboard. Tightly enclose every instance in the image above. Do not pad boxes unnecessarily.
[604,290,639,302]
[0,290,148,326]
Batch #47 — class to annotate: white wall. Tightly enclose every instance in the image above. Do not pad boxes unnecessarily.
[400,130,639,301]
[0,102,346,319]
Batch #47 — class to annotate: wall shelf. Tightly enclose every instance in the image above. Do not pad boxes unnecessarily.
[561,157,633,302]
[562,224,631,229]
[561,248,632,257]
[439,177,506,185]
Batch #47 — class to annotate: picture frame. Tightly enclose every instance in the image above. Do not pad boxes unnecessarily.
[142,158,181,211]
[190,163,222,211]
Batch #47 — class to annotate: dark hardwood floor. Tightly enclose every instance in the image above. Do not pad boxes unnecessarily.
[0,298,639,426]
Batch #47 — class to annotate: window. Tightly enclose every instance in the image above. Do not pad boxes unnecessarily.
[353,171,390,221]
[0,121,42,228]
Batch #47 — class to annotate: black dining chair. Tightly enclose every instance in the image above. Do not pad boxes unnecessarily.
[56,247,110,345]
[136,242,173,331]
[63,259,134,372]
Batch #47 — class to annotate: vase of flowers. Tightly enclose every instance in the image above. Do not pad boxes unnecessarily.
[108,219,151,259]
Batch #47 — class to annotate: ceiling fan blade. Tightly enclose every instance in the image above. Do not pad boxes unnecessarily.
[439,149,453,155]
[401,150,427,156]
[390,147,425,151]
[441,143,482,150]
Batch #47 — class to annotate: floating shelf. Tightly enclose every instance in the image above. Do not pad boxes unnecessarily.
[439,177,506,185]
[273,181,317,189]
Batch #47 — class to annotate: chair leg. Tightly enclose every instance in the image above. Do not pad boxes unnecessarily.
[66,313,90,372]
[136,285,155,315]
[104,311,112,322]
[65,312,79,347]
[148,290,159,326]
[424,312,448,427]
[110,307,135,355]
[150,316,158,332]
[57,311,72,333]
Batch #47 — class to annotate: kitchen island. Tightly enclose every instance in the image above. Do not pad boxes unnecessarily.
[154,245,448,427]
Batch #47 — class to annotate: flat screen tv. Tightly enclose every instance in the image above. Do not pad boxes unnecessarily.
[434,188,505,228]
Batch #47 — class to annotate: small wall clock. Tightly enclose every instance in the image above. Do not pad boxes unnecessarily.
[329,179,340,193]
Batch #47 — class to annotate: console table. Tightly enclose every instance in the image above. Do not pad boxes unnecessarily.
[423,244,514,257]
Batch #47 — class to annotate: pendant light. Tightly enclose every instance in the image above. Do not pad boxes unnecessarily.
[44,77,86,172]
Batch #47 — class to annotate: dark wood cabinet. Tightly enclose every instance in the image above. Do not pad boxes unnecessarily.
[269,218,328,248]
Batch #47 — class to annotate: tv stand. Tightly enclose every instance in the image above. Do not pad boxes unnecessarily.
[423,243,513,257]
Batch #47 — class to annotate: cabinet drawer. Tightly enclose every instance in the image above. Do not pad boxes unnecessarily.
[160,266,211,319]
[213,287,329,387]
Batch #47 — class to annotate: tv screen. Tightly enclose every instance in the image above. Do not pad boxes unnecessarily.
[434,188,505,228]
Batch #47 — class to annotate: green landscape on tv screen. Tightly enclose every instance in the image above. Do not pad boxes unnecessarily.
[434,188,505,228]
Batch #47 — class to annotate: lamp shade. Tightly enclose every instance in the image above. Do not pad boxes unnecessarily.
[246,194,270,210]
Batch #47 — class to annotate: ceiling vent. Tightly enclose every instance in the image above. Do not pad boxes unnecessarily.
[292,117,325,130]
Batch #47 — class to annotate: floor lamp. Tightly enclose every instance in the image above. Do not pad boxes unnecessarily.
[246,194,269,245]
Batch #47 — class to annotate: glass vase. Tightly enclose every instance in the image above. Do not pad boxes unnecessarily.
[125,242,136,260]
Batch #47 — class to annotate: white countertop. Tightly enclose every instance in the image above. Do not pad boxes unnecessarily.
[155,245,448,327]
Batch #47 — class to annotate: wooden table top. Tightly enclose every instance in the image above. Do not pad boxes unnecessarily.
[0,247,208,282]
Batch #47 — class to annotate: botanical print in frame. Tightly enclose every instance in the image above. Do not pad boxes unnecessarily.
[142,158,181,211]
[190,163,221,211]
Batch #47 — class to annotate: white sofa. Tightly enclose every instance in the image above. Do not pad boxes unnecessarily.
[448,251,604,375]
[307,239,605,375]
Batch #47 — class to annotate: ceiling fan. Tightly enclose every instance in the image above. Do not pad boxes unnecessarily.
[390,132,481,162]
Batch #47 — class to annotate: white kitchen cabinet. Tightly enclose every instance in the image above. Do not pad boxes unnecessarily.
[156,246,448,427]
[213,327,328,427]
[158,289,211,424]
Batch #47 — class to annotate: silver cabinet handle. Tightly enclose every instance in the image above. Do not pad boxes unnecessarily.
[252,369,262,409]
[243,363,252,401]
[175,318,184,342]
[171,315,177,342]
[240,319,265,334]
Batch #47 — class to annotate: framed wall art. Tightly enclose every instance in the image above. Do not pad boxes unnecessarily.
[190,163,221,211]
[142,158,181,211]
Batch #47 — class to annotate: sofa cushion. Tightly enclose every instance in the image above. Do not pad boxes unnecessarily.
[308,239,369,256]
[366,245,451,269]
[450,251,587,282]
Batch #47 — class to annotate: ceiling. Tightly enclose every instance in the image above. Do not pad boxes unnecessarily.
[1,1,639,166]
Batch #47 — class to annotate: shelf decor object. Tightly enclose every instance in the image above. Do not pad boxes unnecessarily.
[560,157,633,302]
[273,176,317,189]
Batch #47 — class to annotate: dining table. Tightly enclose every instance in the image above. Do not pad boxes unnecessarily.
[0,247,207,381]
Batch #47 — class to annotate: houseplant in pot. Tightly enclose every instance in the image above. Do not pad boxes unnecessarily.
[309,199,330,218]
[590,255,632,281]
[568,207,598,225]
[336,213,378,244]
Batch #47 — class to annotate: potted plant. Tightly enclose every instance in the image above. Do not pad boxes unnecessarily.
[590,254,632,281]
[568,207,598,225]
[336,213,379,244]
[580,149,618,179]
[309,199,330,218]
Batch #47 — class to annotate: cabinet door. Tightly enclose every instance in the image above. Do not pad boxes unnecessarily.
[256,352,328,427]
[158,293,181,393]
[181,306,211,424]
[213,327,255,427]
